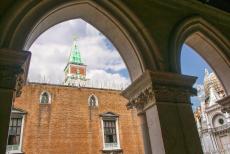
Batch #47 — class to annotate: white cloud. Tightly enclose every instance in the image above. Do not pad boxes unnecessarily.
[28,19,130,89]
[78,36,126,71]
[86,69,130,89]
[28,43,69,83]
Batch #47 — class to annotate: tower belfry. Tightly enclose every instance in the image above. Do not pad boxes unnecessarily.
[64,37,87,86]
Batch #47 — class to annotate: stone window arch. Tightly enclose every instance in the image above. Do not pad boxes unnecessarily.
[39,91,51,104]
[88,94,98,107]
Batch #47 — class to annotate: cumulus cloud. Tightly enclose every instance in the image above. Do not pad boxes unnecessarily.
[28,43,69,83]
[34,19,87,46]
[78,36,126,71]
[85,69,130,89]
[28,19,130,89]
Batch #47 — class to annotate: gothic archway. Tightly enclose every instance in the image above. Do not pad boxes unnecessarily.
[2,0,162,82]
[170,16,230,94]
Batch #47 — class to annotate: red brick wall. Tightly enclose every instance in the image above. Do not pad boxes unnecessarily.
[13,83,144,154]
[70,66,86,76]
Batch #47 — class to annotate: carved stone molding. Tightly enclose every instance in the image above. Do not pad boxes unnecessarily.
[122,70,197,112]
[0,65,23,96]
[152,85,196,103]
[217,95,230,113]
[126,87,155,111]
[0,49,31,97]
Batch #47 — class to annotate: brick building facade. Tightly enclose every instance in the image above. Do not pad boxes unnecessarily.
[8,83,144,154]
[6,35,144,154]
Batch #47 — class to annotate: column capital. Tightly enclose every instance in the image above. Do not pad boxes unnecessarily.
[122,70,197,112]
[0,48,31,97]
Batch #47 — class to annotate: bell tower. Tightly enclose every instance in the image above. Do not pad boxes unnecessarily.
[64,37,87,86]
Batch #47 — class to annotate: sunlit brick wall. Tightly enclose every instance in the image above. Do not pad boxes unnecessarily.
[13,83,144,154]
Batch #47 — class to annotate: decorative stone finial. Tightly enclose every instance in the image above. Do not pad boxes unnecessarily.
[204,68,209,79]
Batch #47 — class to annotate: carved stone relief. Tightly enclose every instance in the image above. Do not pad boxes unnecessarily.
[0,49,31,97]
[123,70,197,112]
[217,96,230,113]
[126,87,155,111]
[0,65,24,97]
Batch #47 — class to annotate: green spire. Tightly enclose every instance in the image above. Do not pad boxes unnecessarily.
[69,36,82,64]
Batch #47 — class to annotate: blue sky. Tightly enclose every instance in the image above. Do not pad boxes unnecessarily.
[181,44,212,85]
[181,44,212,109]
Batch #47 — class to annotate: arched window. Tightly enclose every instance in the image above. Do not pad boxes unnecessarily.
[40,91,51,104]
[88,95,98,107]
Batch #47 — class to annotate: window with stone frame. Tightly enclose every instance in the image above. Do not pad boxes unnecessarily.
[40,91,51,104]
[89,95,96,106]
[88,95,98,107]
[100,112,121,151]
[8,118,22,146]
[104,120,117,144]
[7,109,26,153]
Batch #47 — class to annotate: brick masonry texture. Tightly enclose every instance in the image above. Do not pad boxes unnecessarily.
[13,83,144,154]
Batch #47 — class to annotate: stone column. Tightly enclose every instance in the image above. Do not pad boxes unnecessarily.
[138,113,152,154]
[0,49,31,153]
[122,70,203,154]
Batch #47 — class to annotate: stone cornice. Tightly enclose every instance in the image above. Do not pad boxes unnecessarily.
[217,95,230,113]
[205,103,221,113]
[122,70,197,111]
[125,87,155,111]
[0,49,31,97]
[122,70,197,99]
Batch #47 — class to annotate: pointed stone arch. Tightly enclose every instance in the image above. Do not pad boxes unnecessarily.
[88,94,98,107]
[39,91,51,104]
[170,16,230,94]
[2,0,161,82]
